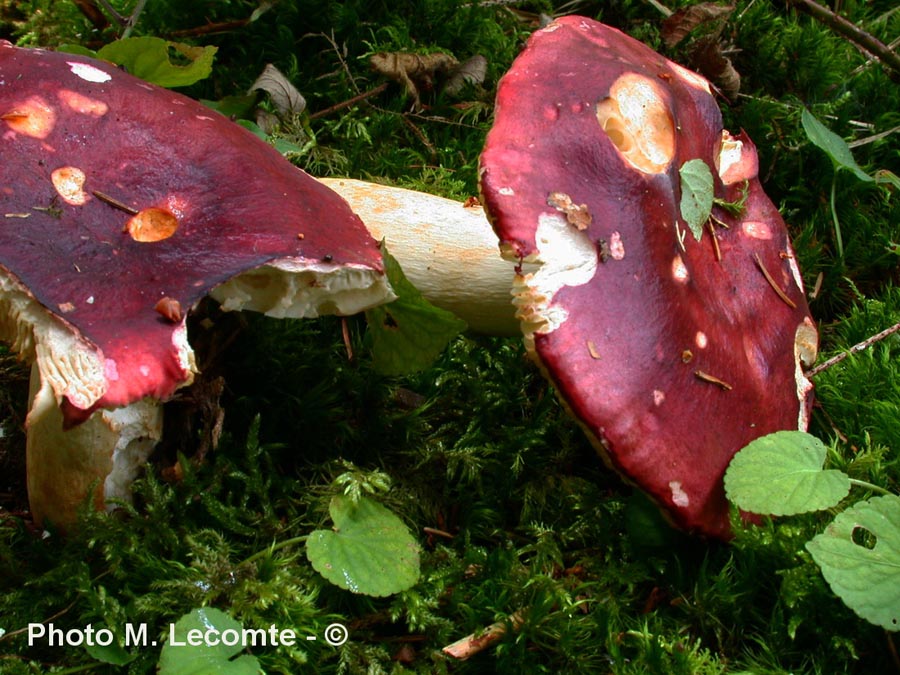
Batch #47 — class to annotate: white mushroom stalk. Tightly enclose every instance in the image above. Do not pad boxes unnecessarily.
[320,178,523,336]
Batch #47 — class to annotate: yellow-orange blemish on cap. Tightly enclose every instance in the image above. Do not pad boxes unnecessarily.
[126,208,179,242]
[2,96,57,139]
[58,89,108,117]
[51,166,88,205]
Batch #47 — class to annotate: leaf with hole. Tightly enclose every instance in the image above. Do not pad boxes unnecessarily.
[366,245,467,375]
[158,608,262,675]
[306,495,420,597]
[724,431,850,516]
[678,158,714,241]
[93,37,217,88]
[806,495,900,631]
[801,108,873,183]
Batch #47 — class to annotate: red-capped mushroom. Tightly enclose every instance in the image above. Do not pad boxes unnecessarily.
[0,42,393,527]
[479,17,818,538]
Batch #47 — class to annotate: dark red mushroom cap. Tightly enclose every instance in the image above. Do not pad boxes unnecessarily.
[0,41,390,425]
[479,17,818,538]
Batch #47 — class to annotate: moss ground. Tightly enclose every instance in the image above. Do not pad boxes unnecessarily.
[1,1,899,673]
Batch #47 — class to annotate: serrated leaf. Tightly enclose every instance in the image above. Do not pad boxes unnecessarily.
[801,108,873,183]
[96,37,216,88]
[678,158,714,241]
[306,495,420,597]
[158,608,262,675]
[806,495,900,631]
[724,431,850,516]
[366,245,467,376]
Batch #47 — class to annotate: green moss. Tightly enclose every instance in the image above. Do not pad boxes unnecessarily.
[2,1,900,673]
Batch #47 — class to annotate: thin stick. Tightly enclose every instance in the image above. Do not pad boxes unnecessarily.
[92,190,139,215]
[442,611,525,660]
[806,320,900,378]
[790,0,900,78]
[754,253,798,309]
[310,84,388,120]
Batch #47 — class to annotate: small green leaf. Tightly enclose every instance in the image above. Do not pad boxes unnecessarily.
[678,158,714,241]
[724,431,850,516]
[366,245,467,375]
[84,626,136,665]
[806,495,900,631]
[158,608,262,675]
[307,495,420,597]
[96,37,217,88]
[801,108,873,183]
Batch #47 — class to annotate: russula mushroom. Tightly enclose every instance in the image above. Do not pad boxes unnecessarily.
[0,41,393,527]
[479,17,818,538]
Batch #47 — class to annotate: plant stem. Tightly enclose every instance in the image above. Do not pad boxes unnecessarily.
[830,173,844,258]
[241,535,309,566]
[806,320,900,377]
[790,0,900,78]
[848,478,893,496]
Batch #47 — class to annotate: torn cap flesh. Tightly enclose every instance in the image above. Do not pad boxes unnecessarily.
[0,41,391,428]
[479,17,818,538]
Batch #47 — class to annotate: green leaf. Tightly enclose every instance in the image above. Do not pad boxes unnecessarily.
[678,158,714,241]
[85,630,136,665]
[158,608,262,675]
[306,495,420,597]
[724,431,851,516]
[96,37,217,88]
[366,245,467,376]
[806,495,900,631]
[801,108,873,183]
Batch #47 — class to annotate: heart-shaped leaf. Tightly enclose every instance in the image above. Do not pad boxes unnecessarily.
[306,495,420,597]
[806,495,900,631]
[678,158,714,241]
[158,607,262,675]
[724,431,850,516]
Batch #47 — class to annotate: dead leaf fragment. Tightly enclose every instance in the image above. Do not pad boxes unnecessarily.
[547,192,592,230]
[444,54,488,95]
[249,63,306,116]
[661,3,734,48]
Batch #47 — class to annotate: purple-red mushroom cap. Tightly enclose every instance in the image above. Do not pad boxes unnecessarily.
[479,17,818,539]
[0,41,392,428]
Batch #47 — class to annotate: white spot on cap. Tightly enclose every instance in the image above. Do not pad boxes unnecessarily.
[67,61,111,83]
[672,255,689,283]
[86,296,95,304]
[742,221,772,240]
[609,231,625,260]
[104,359,119,382]
[498,187,515,196]
[653,389,665,406]
[669,481,690,508]
[695,331,708,349]
[139,365,151,377]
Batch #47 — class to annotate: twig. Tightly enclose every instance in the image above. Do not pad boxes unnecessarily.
[309,84,388,120]
[753,253,798,309]
[442,611,525,660]
[790,0,900,78]
[806,320,900,378]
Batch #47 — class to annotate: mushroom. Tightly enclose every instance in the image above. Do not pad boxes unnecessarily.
[479,17,818,538]
[0,41,393,527]
[318,178,522,336]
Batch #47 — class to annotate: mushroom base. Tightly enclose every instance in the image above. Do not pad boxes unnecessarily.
[26,365,163,529]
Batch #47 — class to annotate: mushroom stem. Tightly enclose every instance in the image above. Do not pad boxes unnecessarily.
[25,364,163,528]
[319,178,523,336]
